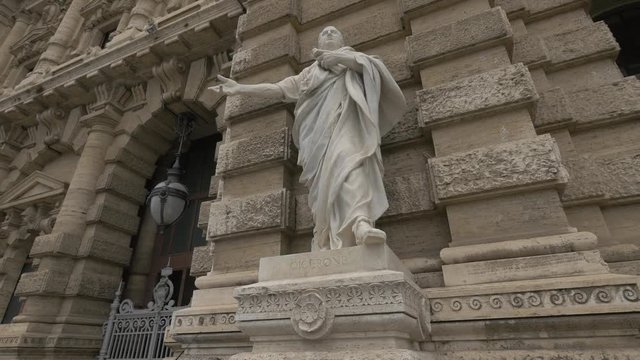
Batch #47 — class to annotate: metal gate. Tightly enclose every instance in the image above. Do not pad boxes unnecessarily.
[98,267,183,360]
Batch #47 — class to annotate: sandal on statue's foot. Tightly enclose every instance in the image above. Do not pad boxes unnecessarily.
[354,219,387,246]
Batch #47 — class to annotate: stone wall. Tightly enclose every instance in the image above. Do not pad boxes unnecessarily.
[0,0,637,359]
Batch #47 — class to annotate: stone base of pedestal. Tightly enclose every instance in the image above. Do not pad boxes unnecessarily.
[230,244,432,359]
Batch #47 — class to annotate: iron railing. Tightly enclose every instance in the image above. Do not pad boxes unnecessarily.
[98,267,183,360]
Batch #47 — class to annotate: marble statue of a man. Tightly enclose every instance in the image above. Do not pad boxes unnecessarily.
[210,26,406,251]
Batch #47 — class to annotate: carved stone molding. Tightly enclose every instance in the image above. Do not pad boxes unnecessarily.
[36,108,66,146]
[152,57,187,104]
[172,312,237,333]
[429,282,640,322]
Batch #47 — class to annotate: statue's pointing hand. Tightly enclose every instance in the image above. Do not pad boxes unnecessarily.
[208,75,240,95]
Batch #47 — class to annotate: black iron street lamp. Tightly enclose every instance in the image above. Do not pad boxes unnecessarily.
[146,112,194,232]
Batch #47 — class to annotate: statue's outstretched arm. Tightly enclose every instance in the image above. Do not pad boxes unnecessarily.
[209,75,284,99]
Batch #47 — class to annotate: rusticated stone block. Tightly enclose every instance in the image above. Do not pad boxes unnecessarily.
[492,0,527,17]
[567,77,640,128]
[87,199,140,235]
[512,33,549,67]
[198,200,212,230]
[224,95,286,122]
[65,272,121,299]
[96,165,147,205]
[401,0,449,15]
[237,0,299,39]
[190,245,212,276]
[14,270,68,296]
[217,127,293,174]
[381,100,421,146]
[208,189,293,238]
[417,63,538,128]
[599,154,640,201]
[77,226,133,266]
[231,28,299,77]
[299,0,363,23]
[295,194,313,232]
[429,135,568,203]
[527,0,588,17]
[544,22,618,70]
[533,87,574,131]
[384,171,435,216]
[111,147,156,178]
[407,7,511,67]
[299,1,403,63]
[561,155,608,204]
[30,232,81,258]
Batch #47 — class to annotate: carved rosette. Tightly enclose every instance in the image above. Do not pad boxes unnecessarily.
[290,290,334,340]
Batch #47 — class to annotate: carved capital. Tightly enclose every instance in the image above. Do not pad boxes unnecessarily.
[83,82,131,129]
[152,57,187,104]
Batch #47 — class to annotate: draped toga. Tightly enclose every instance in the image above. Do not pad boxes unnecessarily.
[276,47,406,251]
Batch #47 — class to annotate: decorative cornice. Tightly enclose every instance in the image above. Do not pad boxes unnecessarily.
[0,0,242,118]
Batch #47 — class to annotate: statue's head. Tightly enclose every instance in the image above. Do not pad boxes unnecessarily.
[318,26,345,51]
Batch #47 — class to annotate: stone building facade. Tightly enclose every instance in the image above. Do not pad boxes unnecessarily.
[0,0,637,359]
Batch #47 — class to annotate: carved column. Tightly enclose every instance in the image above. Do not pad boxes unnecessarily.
[8,83,129,358]
[29,0,89,79]
[0,12,30,82]
[109,0,165,45]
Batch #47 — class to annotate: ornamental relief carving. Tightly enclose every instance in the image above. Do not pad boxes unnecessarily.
[10,1,69,66]
[237,281,423,316]
[430,285,640,316]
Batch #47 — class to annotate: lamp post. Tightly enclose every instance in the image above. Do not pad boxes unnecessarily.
[146,112,194,232]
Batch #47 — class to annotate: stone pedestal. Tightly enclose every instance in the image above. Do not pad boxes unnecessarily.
[230,244,432,360]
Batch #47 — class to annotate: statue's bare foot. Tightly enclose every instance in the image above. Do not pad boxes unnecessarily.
[355,220,386,246]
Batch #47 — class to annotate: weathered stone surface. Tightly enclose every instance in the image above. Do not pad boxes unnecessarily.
[190,244,212,277]
[512,33,549,67]
[299,0,364,23]
[384,171,434,216]
[258,243,411,281]
[441,232,598,265]
[198,200,212,230]
[401,0,456,15]
[237,0,298,39]
[598,153,640,201]
[96,165,147,205]
[561,154,608,204]
[217,127,292,174]
[544,21,619,70]
[65,272,121,299]
[382,97,421,146]
[417,63,538,128]
[533,87,574,130]
[527,0,589,18]
[14,269,68,296]
[30,232,81,258]
[493,0,527,17]
[208,189,292,238]
[231,28,299,77]
[567,77,640,128]
[442,250,609,286]
[298,1,403,63]
[224,94,286,122]
[429,135,567,203]
[86,199,140,235]
[407,7,511,67]
[295,193,313,232]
